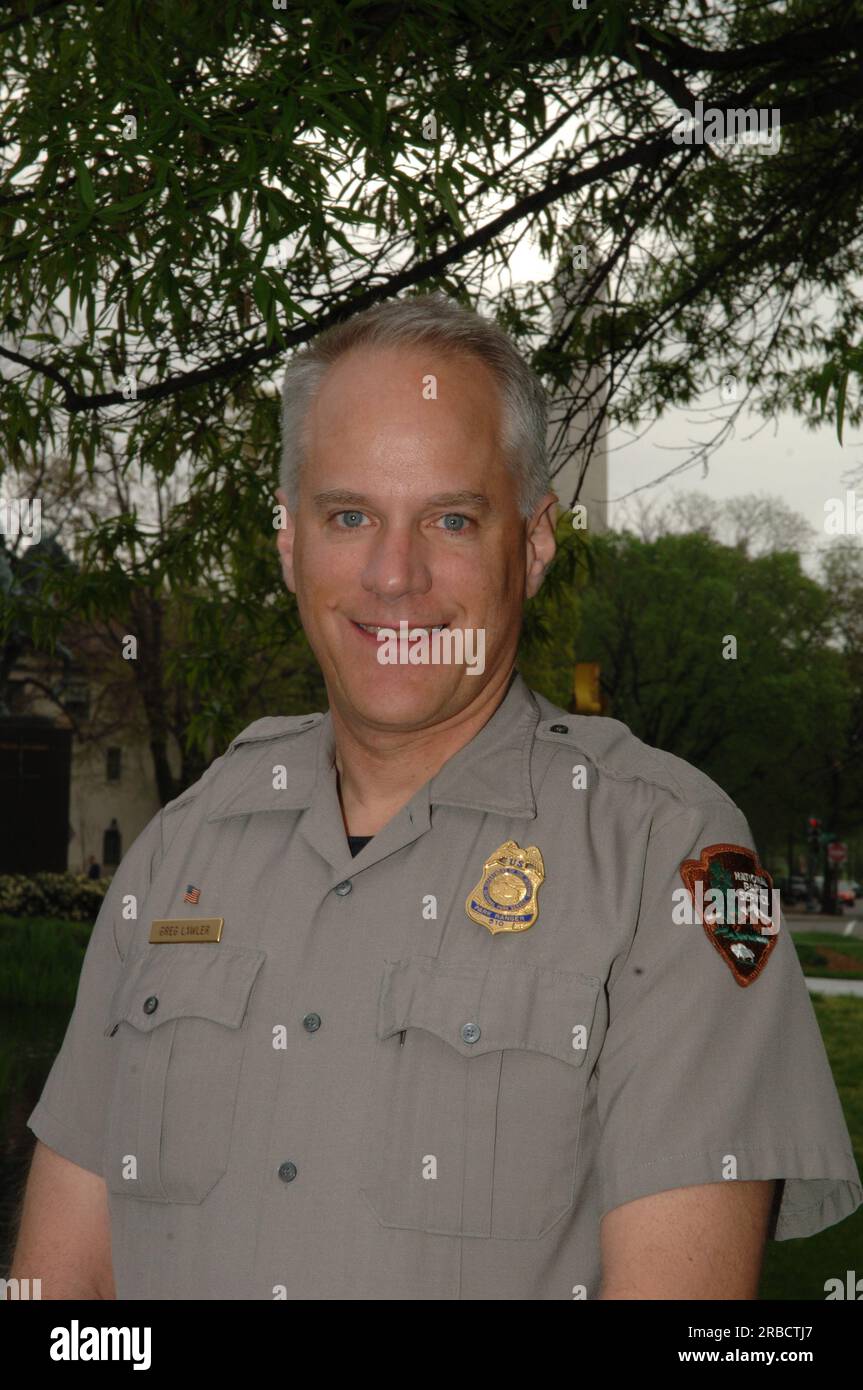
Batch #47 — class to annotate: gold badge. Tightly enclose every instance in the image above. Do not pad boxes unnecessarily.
[465,840,545,935]
[149,918,224,943]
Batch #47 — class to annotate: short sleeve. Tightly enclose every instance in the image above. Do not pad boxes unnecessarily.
[596,797,863,1240]
[26,812,164,1176]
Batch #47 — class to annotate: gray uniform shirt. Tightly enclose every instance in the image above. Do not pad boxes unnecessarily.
[27,669,862,1299]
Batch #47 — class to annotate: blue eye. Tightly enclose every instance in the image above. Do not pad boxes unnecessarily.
[336,511,366,528]
[440,514,469,532]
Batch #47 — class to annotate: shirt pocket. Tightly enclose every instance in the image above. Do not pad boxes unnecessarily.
[360,956,601,1240]
[102,944,265,1203]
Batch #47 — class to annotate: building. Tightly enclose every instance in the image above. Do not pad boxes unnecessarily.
[0,648,164,876]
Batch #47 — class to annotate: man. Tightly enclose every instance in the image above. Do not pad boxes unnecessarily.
[11,295,861,1300]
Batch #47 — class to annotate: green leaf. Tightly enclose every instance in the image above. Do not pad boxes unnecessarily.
[835,371,848,445]
[252,273,272,318]
[99,190,152,219]
[432,171,465,238]
[75,161,96,212]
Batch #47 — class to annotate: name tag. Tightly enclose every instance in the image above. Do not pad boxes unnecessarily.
[149,917,224,943]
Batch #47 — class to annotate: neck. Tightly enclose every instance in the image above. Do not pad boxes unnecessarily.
[331,668,515,836]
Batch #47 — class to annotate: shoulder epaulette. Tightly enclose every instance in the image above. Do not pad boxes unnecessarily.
[162,713,325,815]
[534,711,732,807]
[227,712,325,752]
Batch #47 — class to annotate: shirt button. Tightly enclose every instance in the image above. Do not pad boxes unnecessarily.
[334,880,353,896]
[302,1012,322,1033]
[461,1022,481,1044]
[143,996,159,1015]
[550,723,569,733]
[278,1161,298,1183]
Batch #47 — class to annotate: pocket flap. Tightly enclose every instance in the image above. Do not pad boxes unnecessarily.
[377,957,600,1067]
[105,944,266,1035]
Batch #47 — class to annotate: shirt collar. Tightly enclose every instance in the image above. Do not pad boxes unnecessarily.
[207,667,542,823]
[426,667,541,816]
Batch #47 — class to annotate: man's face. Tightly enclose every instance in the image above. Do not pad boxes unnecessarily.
[276,343,557,733]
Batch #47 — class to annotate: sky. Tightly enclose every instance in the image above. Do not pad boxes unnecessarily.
[508,158,863,550]
[606,398,863,543]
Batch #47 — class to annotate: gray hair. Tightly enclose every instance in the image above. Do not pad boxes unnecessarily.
[279,293,550,519]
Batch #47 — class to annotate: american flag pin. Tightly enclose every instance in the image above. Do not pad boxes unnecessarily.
[183,884,201,905]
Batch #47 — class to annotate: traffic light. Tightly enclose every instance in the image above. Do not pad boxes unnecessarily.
[807,816,821,849]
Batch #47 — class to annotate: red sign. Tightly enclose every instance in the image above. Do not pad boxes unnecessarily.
[827,841,847,865]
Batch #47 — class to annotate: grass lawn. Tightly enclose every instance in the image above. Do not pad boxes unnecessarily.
[789,930,863,980]
[0,917,91,1117]
[0,916,91,1007]
[758,991,863,1298]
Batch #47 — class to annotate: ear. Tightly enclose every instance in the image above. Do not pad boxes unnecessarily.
[524,492,559,599]
[274,487,297,594]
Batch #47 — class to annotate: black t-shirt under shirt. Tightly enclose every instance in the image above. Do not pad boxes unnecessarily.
[347,835,373,857]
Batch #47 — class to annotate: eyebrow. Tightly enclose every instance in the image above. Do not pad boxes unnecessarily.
[311,490,493,512]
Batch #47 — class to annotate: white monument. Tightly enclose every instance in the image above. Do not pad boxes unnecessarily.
[545,244,609,532]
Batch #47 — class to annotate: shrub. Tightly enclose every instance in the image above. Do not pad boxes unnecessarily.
[0,873,110,922]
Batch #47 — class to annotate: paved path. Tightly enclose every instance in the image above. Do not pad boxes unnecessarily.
[804,977,863,997]
[787,912,863,938]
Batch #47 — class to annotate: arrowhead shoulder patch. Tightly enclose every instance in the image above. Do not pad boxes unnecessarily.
[679,842,778,987]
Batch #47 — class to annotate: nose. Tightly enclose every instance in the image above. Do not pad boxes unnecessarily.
[361,521,433,603]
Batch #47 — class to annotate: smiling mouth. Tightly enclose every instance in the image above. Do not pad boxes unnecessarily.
[351,620,449,634]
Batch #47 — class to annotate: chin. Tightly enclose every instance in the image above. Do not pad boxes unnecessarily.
[338,669,460,727]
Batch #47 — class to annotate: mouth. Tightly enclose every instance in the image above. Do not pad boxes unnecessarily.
[350,619,449,637]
